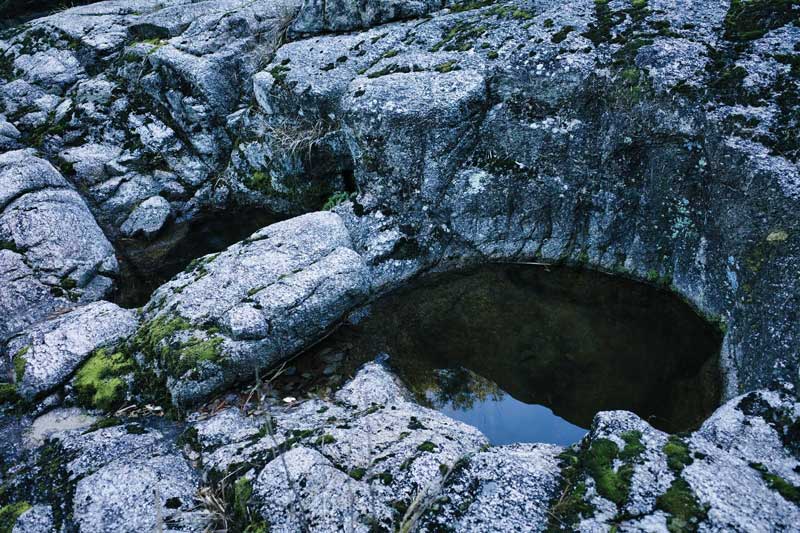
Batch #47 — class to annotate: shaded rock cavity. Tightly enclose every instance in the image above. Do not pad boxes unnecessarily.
[113,208,283,308]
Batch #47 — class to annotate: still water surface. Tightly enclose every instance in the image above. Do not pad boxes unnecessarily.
[335,264,722,445]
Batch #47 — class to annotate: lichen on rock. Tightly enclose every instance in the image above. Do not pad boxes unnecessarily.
[0,0,799,529]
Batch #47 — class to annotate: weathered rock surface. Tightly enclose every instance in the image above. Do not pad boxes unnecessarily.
[196,362,492,531]
[417,443,562,532]
[0,362,795,532]
[119,194,171,238]
[190,364,800,532]
[4,301,138,401]
[2,0,798,398]
[0,149,118,346]
[0,0,333,243]
[250,0,800,398]
[290,0,452,36]
[2,411,203,533]
[0,0,799,531]
[135,211,369,406]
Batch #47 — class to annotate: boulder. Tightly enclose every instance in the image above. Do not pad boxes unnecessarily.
[120,195,171,238]
[0,150,117,345]
[5,301,138,401]
[135,211,370,406]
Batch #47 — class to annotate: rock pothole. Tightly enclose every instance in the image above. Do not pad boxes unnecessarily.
[265,263,723,445]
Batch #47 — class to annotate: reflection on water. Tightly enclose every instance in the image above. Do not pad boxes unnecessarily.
[427,368,587,446]
[335,264,722,444]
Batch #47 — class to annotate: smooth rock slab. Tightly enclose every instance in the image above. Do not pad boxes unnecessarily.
[5,301,138,401]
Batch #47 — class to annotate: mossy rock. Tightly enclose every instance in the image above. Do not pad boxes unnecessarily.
[74,348,135,411]
[133,314,191,359]
[584,438,634,506]
[663,436,693,473]
[656,478,708,532]
[0,383,19,404]
[750,462,800,504]
[724,0,797,41]
[12,348,27,383]
[0,501,30,533]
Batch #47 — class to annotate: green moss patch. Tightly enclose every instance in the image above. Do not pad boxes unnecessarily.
[749,462,800,503]
[663,436,693,473]
[551,25,575,43]
[548,430,646,529]
[0,383,19,404]
[323,191,350,210]
[133,315,224,379]
[349,466,367,480]
[172,336,223,376]
[269,64,290,83]
[245,170,273,194]
[233,477,254,521]
[583,0,618,45]
[417,440,437,452]
[12,349,26,383]
[547,449,595,530]
[74,348,135,411]
[657,436,707,532]
[724,0,797,41]
[430,21,487,52]
[434,60,459,73]
[584,438,635,506]
[315,434,336,445]
[82,416,123,434]
[134,314,191,358]
[0,501,30,533]
[656,478,707,532]
[619,430,645,460]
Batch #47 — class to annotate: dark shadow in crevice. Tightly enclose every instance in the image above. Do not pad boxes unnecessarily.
[112,208,283,309]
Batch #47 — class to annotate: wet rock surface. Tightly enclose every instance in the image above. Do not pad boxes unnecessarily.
[0,0,798,530]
